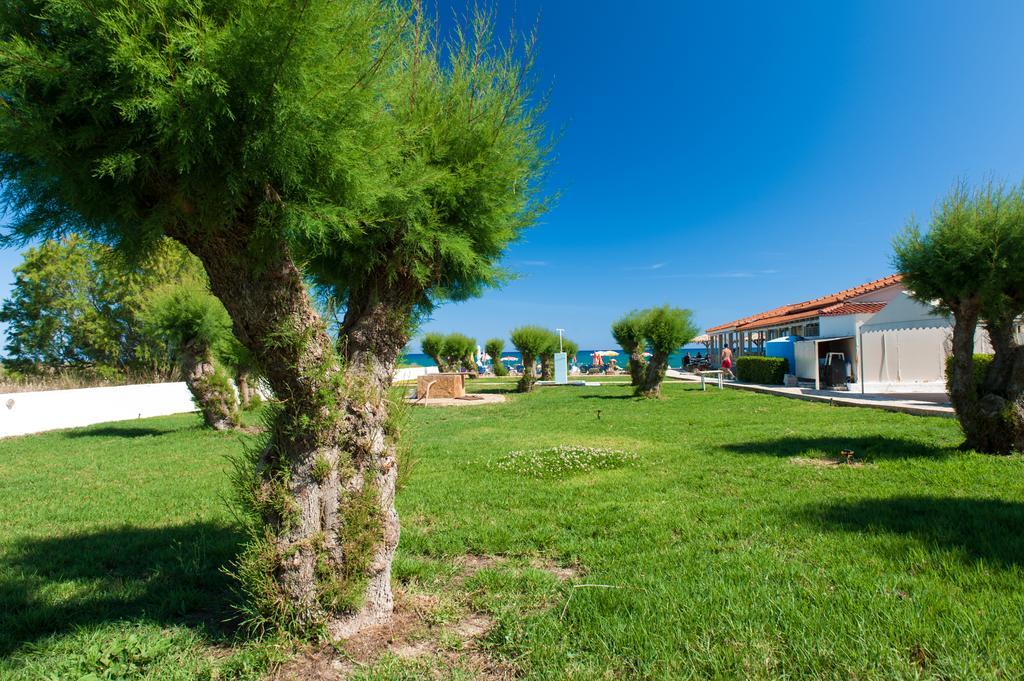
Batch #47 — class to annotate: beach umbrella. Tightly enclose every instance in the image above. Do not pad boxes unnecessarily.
[595,350,619,357]
[642,351,652,357]
[501,356,517,362]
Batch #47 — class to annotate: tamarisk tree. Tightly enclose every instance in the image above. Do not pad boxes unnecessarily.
[303,11,549,635]
[894,183,1024,453]
[441,334,477,374]
[421,333,449,371]
[145,282,240,430]
[0,0,549,638]
[485,338,508,376]
[611,310,649,386]
[637,306,698,398]
[538,329,560,380]
[510,325,551,392]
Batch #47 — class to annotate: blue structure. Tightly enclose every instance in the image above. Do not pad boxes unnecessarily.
[765,335,802,376]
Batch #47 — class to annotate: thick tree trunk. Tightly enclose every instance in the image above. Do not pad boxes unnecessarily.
[636,351,668,398]
[236,369,252,410]
[333,285,412,638]
[179,340,239,430]
[540,354,553,381]
[628,351,645,386]
[947,302,1024,453]
[170,221,393,635]
[518,352,537,392]
[976,318,1024,453]
[949,301,984,448]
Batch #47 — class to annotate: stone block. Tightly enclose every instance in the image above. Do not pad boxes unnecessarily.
[417,373,465,399]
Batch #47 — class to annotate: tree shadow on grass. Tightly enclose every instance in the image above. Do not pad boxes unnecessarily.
[468,387,515,395]
[0,522,243,657]
[801,496,1024,568]
[578,394,637,401]
[722,435,952,461]
[65,425,186,439]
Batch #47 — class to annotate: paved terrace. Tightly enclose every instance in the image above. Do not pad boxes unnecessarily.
[665,370,954,418]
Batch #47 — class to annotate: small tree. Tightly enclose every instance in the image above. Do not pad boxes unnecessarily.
[144,283,240,430]
[510,326,550,392]
[611,311,649,386]
[637,306,698,397]
[538,330,560,381]
[442,333,477,374]
[894,183,1024,453]
[421,333,448,371]
[485,338,507,376]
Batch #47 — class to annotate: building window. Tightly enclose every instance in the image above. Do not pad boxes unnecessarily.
[805,323,820,337]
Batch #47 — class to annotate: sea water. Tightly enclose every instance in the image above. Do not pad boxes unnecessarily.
[401,348,708,370]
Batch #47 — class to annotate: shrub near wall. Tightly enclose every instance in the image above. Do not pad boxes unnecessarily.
[735,356,788,385]
[945,354,994,394]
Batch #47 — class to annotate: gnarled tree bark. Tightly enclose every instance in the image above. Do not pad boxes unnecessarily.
[949,301,1024,453]
[627,351,646,386]
[170,218,396,636]
[179,339,240,430]
[332,278,414,638]
[518,352,538,392]
[540,353,553,381]
[637,350,669,398]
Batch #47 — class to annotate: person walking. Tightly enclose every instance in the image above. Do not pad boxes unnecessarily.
[720,345,735,380]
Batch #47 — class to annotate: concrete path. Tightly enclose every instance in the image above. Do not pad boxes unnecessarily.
[665,369,954,418]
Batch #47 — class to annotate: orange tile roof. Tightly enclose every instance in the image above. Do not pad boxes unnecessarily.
[706,274,902,333]
[819,301,888,317]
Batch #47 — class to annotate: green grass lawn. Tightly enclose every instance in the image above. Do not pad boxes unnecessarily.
[1,380,1022,679]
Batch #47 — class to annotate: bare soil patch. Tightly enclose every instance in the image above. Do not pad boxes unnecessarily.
[408,394,506,408]
[268,554,578,680]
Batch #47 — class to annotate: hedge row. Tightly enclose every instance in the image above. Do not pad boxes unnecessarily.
[944,353,994,394]
[735,356,788,385]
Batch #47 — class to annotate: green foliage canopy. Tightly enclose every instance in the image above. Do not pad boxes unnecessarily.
[440,333,476,369]
[894,183,1024,323]
[0,0,392,257]
[421,332,447,368]
[0,235,203,373]
[510,325,554,357]
[143,281,234,356]
[611,311,648,355]
[306,9,551,332]
[484,338,504,360]
[642,306,698,355]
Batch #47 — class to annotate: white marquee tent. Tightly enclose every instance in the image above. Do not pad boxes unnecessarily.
[858,291,992,393]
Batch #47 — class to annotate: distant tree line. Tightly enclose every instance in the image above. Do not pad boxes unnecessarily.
[0,234,261,428]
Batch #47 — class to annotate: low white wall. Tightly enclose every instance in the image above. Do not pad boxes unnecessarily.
[393,366,438,382]
[0,382,197,438]
[1,365,440,438]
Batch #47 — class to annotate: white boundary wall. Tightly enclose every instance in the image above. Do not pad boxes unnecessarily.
[1,366,438,438]
[0,382,197,438]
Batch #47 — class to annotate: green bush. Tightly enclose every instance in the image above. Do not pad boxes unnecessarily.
[945,353,994,395]
[735,356,788,385]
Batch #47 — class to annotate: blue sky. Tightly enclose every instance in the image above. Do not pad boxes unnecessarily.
[4,1,1024,351]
